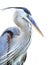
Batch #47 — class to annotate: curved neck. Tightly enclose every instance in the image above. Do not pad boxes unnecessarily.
[15,17,32,42]
[17,22,32,42]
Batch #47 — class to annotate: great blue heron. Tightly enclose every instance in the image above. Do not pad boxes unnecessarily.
[0,7,43,65]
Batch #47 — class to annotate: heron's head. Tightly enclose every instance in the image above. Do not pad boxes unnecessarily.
[2,7,44,36]
[13,7,44,36]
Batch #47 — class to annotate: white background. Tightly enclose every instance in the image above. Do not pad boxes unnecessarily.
[0,0,50,65]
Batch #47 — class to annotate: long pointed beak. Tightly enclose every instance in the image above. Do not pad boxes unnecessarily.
[27,15,44,36]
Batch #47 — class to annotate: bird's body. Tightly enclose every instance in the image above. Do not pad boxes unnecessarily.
[0,7,43,65]
[0,26,31,65]
[0,33,8,57]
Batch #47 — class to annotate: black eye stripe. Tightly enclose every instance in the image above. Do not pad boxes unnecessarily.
[2,7,31,15]
[22,8,31,15]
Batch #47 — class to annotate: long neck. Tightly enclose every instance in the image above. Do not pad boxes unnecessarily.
[14,17,32,47]
[15,17,31,36]
[17,22,32,43]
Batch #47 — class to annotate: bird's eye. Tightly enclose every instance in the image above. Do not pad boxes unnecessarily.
[27,14,29,18]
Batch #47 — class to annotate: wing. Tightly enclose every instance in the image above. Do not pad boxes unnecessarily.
[0,33,8,57]
[1,27,20,52]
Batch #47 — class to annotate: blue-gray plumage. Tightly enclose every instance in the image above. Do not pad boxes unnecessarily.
[2,7,43,36]
[0,27,20,57]
[0,33,8,57]
[2,27,20,36]
[0,7,44,65]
